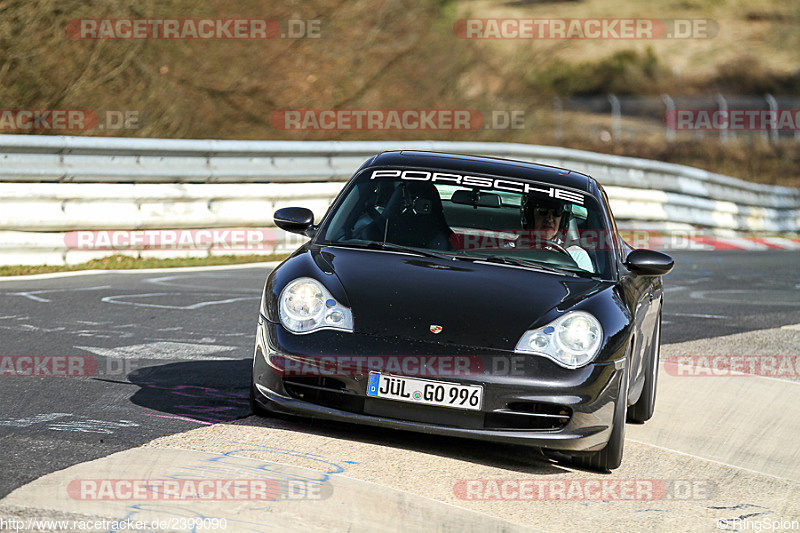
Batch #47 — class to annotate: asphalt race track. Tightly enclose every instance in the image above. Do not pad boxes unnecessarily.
[0,250,799,532]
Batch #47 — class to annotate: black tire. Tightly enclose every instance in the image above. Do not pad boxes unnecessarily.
[569,356,629,471]
[628,310,661,423]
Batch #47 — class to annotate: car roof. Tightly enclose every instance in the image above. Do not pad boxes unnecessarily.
[366,150,600,196]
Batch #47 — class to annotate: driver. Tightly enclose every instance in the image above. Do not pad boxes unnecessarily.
[522,195,593,272]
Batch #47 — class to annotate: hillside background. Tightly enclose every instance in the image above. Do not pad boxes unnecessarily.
[1,0,799,185]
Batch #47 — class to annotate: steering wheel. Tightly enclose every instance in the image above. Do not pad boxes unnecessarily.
[542,239,569,255]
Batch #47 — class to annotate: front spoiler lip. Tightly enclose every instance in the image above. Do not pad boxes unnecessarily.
[253,383,609,452]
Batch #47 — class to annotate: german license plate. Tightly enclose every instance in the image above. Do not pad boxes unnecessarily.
[366,372,483,411]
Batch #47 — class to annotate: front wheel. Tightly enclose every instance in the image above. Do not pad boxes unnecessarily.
[569,358,629,471]
[628,309,661,423]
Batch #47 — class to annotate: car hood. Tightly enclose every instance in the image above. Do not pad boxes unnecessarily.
[315,245,608,351]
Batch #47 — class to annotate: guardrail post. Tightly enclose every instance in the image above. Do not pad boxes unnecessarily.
[715,93,729,144]
[765,94,778,144]
[662,94,676,143]
[608,94,621,141]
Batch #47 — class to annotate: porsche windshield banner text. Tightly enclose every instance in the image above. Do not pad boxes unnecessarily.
[369,169,586,204]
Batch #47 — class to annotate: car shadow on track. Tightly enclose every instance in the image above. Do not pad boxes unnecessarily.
[127,358,253,425]
[127,358,579,476]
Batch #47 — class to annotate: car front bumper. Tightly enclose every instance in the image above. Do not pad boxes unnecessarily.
[252,319,627,453]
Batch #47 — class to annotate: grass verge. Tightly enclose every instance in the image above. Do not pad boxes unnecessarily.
[0,254,290,277]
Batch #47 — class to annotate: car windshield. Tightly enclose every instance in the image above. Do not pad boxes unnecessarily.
[315,168,616,279]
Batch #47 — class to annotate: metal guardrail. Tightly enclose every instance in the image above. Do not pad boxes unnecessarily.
[0,134,798,266]
[2,135,799,206]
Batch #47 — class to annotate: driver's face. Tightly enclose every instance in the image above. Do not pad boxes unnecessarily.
[532,207,562,240]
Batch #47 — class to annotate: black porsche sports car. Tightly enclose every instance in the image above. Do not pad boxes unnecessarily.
[251,150,673,470]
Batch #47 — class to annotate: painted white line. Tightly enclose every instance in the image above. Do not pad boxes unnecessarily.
[0,261,281,282]
[689,289,800,306]
[626,439,800,485]
[145,272,263,290]
[0,323,67,333]
[7,285,111,303]
[47,418,139,434]
[663,285,688,293]
[0,413,72,428]
[76,341,237,360]
[100,292,259,310]
[682,276,712,286]
[665,312,730,319]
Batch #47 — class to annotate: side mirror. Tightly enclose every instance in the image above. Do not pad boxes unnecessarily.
[624,249,674,276]
[274,207,315,235]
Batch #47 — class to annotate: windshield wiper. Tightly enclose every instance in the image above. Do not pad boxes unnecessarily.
[329,241,453,261]
[487,256,578,276]
[568,270,605,281]
[375,242,454,260]
[453,254,579,277]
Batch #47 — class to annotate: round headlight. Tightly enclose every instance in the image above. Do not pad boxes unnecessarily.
[282,280,324,321]
[514,310,603,369]
[556,313,601,354]
[278,277,354,334]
